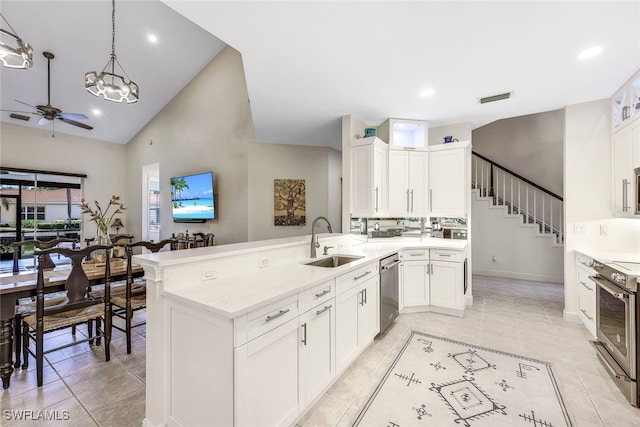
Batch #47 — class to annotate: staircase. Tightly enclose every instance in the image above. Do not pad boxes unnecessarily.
[472,152,564,247]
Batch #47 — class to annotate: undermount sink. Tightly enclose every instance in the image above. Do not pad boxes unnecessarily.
[304,255,364,268]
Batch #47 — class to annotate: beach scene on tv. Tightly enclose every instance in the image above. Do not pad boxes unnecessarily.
[171,173,215,219]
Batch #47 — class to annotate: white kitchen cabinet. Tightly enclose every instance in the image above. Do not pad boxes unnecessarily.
[429,141,471,217]
[400,248,465,315]
[335,274,380,373]
[388,150,429,216]
[299,299,336,407]
[612,69,640,131]
[612,123,636,216]
[399,249,429,308]
[575,253,596,338]
[377,118,428,151]
[350,137,388,217]
[430,259,463,311]
[235,317,301,427]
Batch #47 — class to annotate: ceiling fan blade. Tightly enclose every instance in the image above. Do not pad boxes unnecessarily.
[59,112,89,120]
[39,117,51,126]
[15,100,38,110]
[58,117,93,130]
[0,109,39,115]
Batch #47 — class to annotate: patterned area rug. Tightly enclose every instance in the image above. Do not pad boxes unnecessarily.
[354,331,573,426]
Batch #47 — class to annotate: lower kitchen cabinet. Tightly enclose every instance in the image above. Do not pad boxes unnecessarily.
[299,300,336,406]
[401,261,429,308]
[335,275,380,373]
[430,259,462,310]
[576,253,597,338]
[235,317,301,427]
[399,248,465,316]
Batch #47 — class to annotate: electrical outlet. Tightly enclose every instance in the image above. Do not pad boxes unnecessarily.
[259,257,270,268]
[600,225,608,236]
[202,270,217,281]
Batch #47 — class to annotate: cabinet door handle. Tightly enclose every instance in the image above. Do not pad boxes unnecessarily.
[410,189,414,212]
[301,322,307,346]
[316,305,332,316]
[353,271,371,281]
[437,254,452,257]
[580,309,593,321]
[580,281,593,292]
[406,189,410,212]
[409,252,425,257]
[359,289,364,306]
[375,187,379,212]
[363,288,367,304]
[623,179,630,212]
[265,309,290,322]
[315,289,331,298]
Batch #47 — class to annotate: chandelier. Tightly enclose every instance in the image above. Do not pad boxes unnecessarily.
[0,13,33,69]
[85,0,139,103]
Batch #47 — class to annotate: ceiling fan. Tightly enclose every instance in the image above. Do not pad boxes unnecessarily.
[3,51,93,132]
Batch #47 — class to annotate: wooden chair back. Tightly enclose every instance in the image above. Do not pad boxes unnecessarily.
[13,238,79,274]
[192,232,215,247]
[35,245,112,310]
[124,239,177,293]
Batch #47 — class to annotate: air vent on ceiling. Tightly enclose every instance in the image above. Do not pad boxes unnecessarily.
[478,91,513,104]
[9,113,31,121]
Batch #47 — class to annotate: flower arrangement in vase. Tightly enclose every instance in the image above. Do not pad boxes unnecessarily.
[80,195,126,258]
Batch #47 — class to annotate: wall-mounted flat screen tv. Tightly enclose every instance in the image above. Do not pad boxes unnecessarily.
[171,172,215,222]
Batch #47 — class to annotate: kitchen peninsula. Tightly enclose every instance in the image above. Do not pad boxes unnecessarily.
[135,232,468,427]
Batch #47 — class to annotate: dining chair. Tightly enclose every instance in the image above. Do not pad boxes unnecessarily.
[111,239,177,354]
[12,238,79,369]
[110,234,134,259]
[192,232,215,248]
[12,238,78,274]
[22,244,113,387]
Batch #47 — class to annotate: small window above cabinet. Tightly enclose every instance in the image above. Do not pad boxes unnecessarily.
[378,119,428,151]
[612,69,640,131]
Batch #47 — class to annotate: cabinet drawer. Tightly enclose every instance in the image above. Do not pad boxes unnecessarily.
[235,294,299,346]
[299,280,335,312]
[336,261,378,295]
[577,268,596,296]
[430,249,462,262]
[401,249,428,261]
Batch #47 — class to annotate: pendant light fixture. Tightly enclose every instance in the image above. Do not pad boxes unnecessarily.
[0,13,33,69]
[85,0,139,103]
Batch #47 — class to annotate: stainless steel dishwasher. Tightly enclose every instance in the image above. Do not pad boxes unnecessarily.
[379,253,401,334]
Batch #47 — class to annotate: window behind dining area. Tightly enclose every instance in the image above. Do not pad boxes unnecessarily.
[0,168,86,271]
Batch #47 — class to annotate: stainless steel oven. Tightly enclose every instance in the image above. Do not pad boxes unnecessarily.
[591,260,639,407]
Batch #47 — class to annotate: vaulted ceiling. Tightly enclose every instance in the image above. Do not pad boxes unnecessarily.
[2,1,639,151]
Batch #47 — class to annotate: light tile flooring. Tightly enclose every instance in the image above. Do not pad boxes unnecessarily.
[2,276,639,426]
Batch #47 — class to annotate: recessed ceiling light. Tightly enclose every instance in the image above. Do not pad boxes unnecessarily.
[147,34,158,44]
[578,46,603,60]
[419,88,435,97]
[92,108,101,116]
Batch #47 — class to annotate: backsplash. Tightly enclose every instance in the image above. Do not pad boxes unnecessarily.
[350,216,468,241]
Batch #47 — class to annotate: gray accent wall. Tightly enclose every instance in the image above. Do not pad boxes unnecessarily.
[125,46,253,245]
[472,109,564,197]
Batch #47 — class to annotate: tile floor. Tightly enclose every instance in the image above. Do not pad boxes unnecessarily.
[2,275,640,426]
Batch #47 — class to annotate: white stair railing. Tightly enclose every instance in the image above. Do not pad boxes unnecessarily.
[472,152,564,245]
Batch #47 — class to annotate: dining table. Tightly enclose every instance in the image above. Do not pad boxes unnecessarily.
[0,259,143,389]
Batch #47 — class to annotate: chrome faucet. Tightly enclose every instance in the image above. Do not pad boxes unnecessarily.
[310,216,333,258]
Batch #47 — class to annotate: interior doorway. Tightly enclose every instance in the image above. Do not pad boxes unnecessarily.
[142,163,160,243]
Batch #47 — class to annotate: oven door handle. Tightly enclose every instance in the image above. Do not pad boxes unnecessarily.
[591,276,631,300]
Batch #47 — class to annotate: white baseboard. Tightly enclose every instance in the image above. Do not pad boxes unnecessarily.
[472,268,563,284]
[563,309,581,324]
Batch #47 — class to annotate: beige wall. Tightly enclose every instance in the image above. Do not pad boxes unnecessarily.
[472,109,564,197]
[125,46,253,245]
[247,142,341,241]
[0,123,127,237]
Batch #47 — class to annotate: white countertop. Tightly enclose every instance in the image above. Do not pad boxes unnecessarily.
[156,237,467,319]
[574,249,640,276]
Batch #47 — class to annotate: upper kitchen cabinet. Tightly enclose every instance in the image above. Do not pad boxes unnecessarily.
[612,69,640,131]
[350,137,388,217]
[377,119,428,151]
[429,141,471,217]
[388,150,429,216]
[612,118,640,217]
